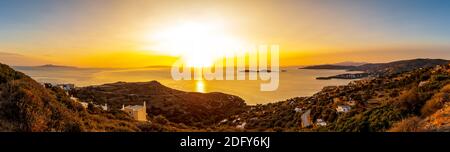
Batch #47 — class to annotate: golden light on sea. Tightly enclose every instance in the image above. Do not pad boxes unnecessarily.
[195,80,206,93]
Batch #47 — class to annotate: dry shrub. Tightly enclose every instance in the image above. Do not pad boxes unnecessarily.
[441,84,450,92]
[421,84,450,116]
[388,116,422,132]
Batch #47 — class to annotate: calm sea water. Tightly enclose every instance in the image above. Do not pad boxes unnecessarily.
[14,67,357,104]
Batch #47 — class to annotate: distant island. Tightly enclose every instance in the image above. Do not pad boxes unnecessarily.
[240,69,274,73]
[316,73,369,80]
[13,64,80,70]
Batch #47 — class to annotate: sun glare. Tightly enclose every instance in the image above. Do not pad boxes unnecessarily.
[147,21,245,67]
[195,80,206,93]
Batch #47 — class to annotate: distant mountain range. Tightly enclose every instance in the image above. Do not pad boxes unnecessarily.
[333,61,368,66]
[301,58,450,76]
[13,64,172,71]
[13,64,80,70]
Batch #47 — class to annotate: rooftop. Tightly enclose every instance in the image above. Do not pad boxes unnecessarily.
[124,105,145,111]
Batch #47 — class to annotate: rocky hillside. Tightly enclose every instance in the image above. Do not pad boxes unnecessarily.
[0,63,184,132]
[72,81,247,127]
[420,103,450,131]
[216,63,450,132]
[389,84,450,132]
[0,62,245,131]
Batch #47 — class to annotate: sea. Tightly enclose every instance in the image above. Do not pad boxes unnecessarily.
[14,66,359,105]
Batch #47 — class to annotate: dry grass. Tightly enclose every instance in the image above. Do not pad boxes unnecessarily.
[388,116,422,132]
[421,84,450,116]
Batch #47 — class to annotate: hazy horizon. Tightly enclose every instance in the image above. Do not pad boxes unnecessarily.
[2,51,450,68]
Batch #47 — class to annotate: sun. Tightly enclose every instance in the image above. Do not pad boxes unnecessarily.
[146,21,245,67]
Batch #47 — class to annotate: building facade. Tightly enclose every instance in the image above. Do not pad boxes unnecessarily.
[122,102,148,121]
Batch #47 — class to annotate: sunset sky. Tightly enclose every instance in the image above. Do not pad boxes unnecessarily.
[1,0,450,67]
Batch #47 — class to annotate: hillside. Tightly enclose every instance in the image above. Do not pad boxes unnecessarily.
[355,59,450,76]
[1,62,245,131]
[420,102,450,131]
[0,63,192,132]
[72,81,247,127]
[215,63,450,132]
[389,84,450,132]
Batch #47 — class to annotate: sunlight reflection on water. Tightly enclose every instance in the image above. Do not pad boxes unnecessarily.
[195,80,206,93]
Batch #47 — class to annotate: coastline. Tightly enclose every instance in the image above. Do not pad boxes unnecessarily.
[13,67,357,105]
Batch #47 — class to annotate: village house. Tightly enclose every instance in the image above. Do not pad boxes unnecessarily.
[70,96,89,109]
[289,100,296,105]
[236,122,246,129]
[56,83,75,92]
[79,102,89,109]
[91,103,108,111]
[336,105,351,113]
[69,96,107,111]
[219,119,228,124]
[121,102,148,121]
[100,103,108,111]
[418,81,429,88]
[294,107,303,113]
[316,119,327,127]
[301,109,312,128]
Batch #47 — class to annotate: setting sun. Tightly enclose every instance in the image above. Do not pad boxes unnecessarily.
[146,21,245,67]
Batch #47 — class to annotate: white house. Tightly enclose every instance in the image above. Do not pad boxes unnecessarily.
[301,109,312,128]
[336,105,351,113]
[294,107,303,113]
[236,122,246,129]
[418,81,429,88]
[70,96,89,109]
[121,102,147,121]
[219,119,228,124]
[316,119,327,127]
[57,84,75,91]
[92,103,108,111]
[79,102,89,109]
[100,103,108,111]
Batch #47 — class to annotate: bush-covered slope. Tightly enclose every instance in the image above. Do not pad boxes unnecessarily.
[73,81,247,127]
[0,63,147,132]
[216,63,450,132]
